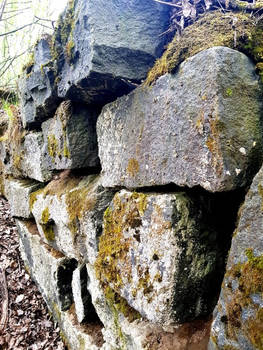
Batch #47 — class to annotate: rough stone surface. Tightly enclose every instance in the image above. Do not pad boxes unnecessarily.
[4,178,43,218]
[55,0,170,104]
[72,264,96,324]
[19,37,60,129]
[95,189,226,325]
[42,101,100,170]
[87,264,211,350]
[97,47,263,192]
[0,131,53,182]
[30,173,114,260]
[21,132,53,182]
[17,219,104,350]
[209,164,263,349]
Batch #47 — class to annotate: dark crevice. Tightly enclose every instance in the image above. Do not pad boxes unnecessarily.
[57,258,78,311]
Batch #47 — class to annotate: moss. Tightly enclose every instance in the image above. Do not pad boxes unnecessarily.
[126,158,139,177]
[95,192,148,291]
[47,134,58,160]
[52,301,62,322]
[225,88,233,97]
[41,223,55,241]
[146,11,263,85]
[224,250,263,344]
[246,308,263,349]
[65,175,97,236]
[51,0,76,66]
[258,184,263,210]
[41,207,50,224]
[65,40,75,63]
[21,52,35,76]
[103,286,141,349]
[63,143,70,158]
[29,187,45,211]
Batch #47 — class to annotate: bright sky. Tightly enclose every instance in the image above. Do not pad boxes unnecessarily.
[50,1,68,21]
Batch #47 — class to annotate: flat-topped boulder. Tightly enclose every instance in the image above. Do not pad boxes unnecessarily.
[42,101,100,170]
[97,47,263,192]
[209,163,263,349]
[54,0,170,104]
[19,36,60,129]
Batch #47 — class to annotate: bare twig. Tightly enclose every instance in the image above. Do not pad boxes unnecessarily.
[152,0,182,8]
[0,268,9,334]
[0,20,39,37]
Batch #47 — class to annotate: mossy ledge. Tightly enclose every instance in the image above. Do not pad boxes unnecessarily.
[146,11,263,85]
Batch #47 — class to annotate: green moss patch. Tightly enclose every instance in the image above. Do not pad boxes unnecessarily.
[224,250,263,347]
[95,192,148,291]
[146,11,263,85]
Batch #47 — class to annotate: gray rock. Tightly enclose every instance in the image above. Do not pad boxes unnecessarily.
[42,101,100,170]
[30,173,114,261]
[55,0,170,104]
[209,163,263,349]
[17,219,103,350]
[21,132,53,182]
[72,264,97,323]
[19,36,60,129]
[97,47,263,192]
[94,189,225,324]
[0,130,53,182]
[4,178,43,218]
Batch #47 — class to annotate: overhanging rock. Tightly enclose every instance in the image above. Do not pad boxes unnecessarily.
[55,0,171,104]
[97,46,263,192]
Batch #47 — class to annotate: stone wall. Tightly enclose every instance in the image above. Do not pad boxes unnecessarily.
[1,1,263,349]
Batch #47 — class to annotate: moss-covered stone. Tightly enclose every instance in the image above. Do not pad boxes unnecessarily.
[146,11,263,85]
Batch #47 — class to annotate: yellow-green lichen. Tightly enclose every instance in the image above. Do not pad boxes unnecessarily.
[224,249,263,346]
[48,134,59,160]
[40,207,55,241]
[95,192,148,291]
[146,11,263,85]
[126,158,139,178]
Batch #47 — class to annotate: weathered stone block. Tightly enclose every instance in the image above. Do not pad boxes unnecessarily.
[30,173,114,260]
[209,164,263,349]
[17,219,104,350]
[95,189,224,324]
[55,0,170,104]
[0,131,53,182]
[72,264,98,324]
[21,132,53,182]
[42,101,100,170]
[4,178,43,218]
[97,47,263,192]
[19,36,60,129]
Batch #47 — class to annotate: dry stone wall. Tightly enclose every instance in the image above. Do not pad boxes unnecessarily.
[1,1,263,349]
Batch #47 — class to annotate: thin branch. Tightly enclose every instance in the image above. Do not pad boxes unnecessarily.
[152,0,182,8]
[0,20,39,37]
[0,268,8,334]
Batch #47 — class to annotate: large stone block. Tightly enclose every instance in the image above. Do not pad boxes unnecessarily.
[209,164,263,349]
[87,264,211,350]
[42,101,100,170]
[19,36,60,129]
[95,189,225,325]
[0,131,53,182]
[30,173,114,261]
[55,0,170,104]
[17,219,104,350]
[4,178,43,218]
[97,47,263,192]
